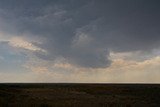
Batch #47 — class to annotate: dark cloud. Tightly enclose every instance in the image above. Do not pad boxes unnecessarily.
[0,0,160,68]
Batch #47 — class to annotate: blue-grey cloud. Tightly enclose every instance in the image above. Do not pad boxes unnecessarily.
[0,0,160,68]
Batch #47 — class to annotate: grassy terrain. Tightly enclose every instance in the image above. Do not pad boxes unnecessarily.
[0,84,159,107]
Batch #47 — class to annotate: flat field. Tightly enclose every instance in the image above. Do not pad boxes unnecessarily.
[0,84,159,107]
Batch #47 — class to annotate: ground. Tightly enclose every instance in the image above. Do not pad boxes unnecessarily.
[0,84,159,107]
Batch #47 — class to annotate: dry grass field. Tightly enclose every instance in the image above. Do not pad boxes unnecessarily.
[0,84,159,107]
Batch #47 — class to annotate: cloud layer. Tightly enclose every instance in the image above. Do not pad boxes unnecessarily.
[1,0,160,68]
[0,0,160,82]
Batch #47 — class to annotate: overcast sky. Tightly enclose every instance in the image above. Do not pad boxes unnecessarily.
[0,0,160,83]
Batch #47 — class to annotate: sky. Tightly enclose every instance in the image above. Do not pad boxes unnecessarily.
[0,0,160,83]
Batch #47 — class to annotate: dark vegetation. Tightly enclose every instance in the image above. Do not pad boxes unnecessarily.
[0,83,160,107]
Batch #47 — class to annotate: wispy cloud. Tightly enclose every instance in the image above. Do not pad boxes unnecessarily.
[9,37,46,52]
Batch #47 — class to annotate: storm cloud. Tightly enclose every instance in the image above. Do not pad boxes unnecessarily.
[0,0,160,68]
